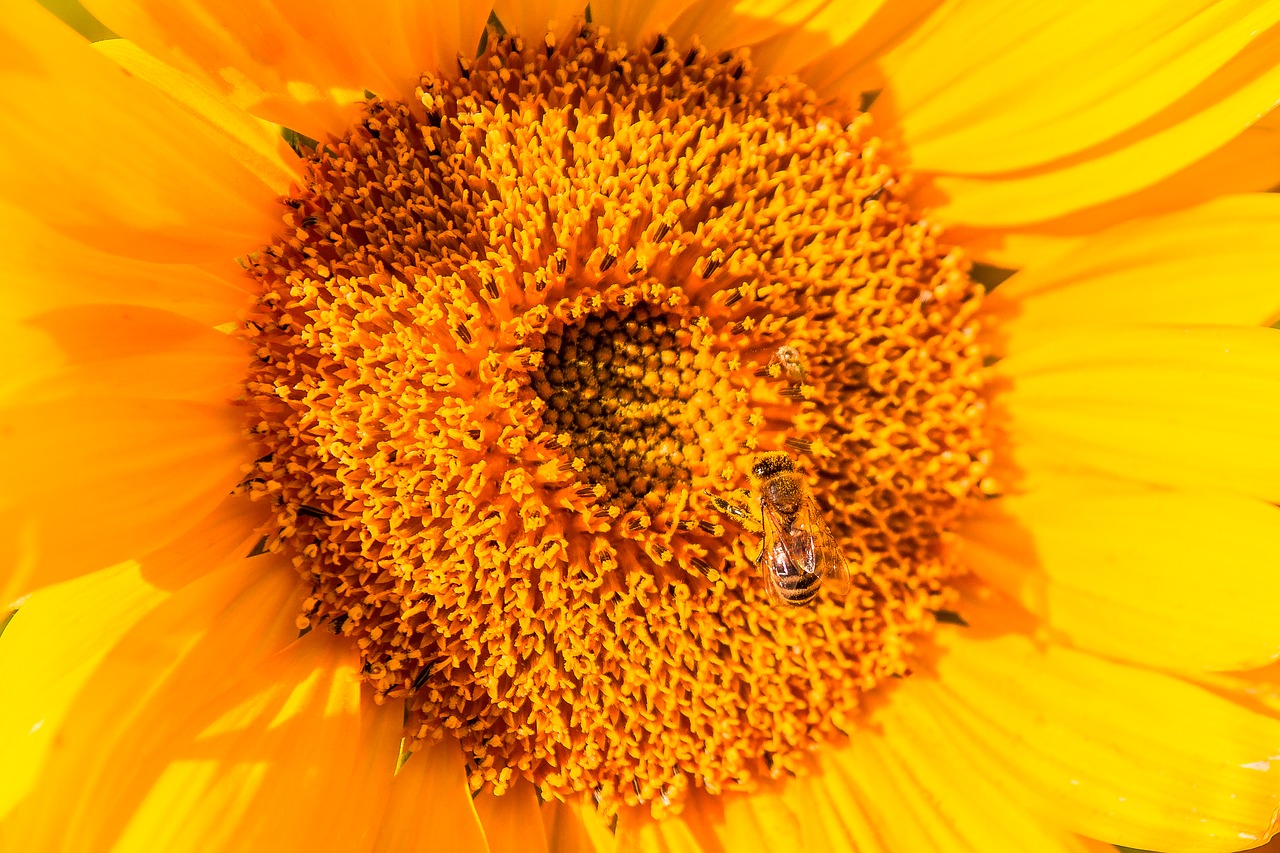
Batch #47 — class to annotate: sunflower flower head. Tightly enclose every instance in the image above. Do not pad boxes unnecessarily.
[242,23,992,811]
[10,0,1280,850]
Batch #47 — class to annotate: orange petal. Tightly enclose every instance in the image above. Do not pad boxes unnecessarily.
[592,0,935,85]
[617,771,993,853]
[821,706,1111,852]
[588,0,701,47]
[134,490,272,591]
[949,108,1280,269]
[0,397,249,601]
[0,1,283,261]
[715,782,832,853]
[373,737,488,853]
[474,778,549,853]
[616,783,846,853]
[921,604,1280,851]
[875,0,1280,174]
[105,631,394,851]
[347,696,414,847]
[673,785,814,853]
[919,20,1280,228]
[1,202,253,326]
[1188,662,1280,728]
[996,325,1280,503]
[986,193,1280,357]
[493,0,588,40]
[957,476,1280,671]
[615,804,705,853]
[724,0,920,84]
[541,796,613,853]
[85,0,489,137]
[4,304,250,407]
[0,551,305,846]
[664,0,829,55]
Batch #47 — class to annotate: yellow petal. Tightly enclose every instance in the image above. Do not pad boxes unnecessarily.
[1187,663,1280,727]
[876,0,1280,174]
[108,631,395,851]
[86,0,489,137]
[740,0,930,83]
[996,325,1280,502]
[0,564,169,822]
[957,476,1280,671]
[949,108,1280,268]
[474,778,549,853]
[0,398,249,601]
[796,0,945,102]
[541,796,613,853]
[923,603,1280,851]
[94,38,299,196]
[921,21,1280,228]
[822,707,1113,852]
[0,0,283,261]
[374,738,488,853]
[0,552,305,846]
[769,763,880,851]
[986,193,1280,358]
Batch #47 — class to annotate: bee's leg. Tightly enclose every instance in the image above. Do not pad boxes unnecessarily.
[705,490,762,535]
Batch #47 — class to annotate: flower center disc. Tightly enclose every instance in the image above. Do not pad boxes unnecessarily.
[243,24,991,811]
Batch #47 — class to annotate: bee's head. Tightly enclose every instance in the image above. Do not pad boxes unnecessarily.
[750,451,795,481]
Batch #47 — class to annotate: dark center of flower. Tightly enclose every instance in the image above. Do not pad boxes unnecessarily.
[241,23,992,813]
[535,303,717,512]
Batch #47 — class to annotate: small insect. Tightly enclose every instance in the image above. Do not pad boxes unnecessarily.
[768,345,806,383]
[708,451,852,606]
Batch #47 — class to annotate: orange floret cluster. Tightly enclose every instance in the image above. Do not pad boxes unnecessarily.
[242,24,991,812]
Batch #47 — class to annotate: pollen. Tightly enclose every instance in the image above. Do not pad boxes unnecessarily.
[241,23,991,813]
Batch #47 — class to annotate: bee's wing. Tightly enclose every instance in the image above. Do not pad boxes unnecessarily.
[757,504,792,605]
[790,495,852,599]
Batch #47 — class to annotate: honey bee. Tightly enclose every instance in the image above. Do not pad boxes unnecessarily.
[708,451,852,606]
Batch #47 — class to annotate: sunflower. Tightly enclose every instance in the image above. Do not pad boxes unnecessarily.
[3,0,1280,850]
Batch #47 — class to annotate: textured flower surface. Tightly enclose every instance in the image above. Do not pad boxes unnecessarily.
[3,0,1280,851]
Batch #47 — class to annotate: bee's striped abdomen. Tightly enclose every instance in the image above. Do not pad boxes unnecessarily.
[777,570,820,605]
